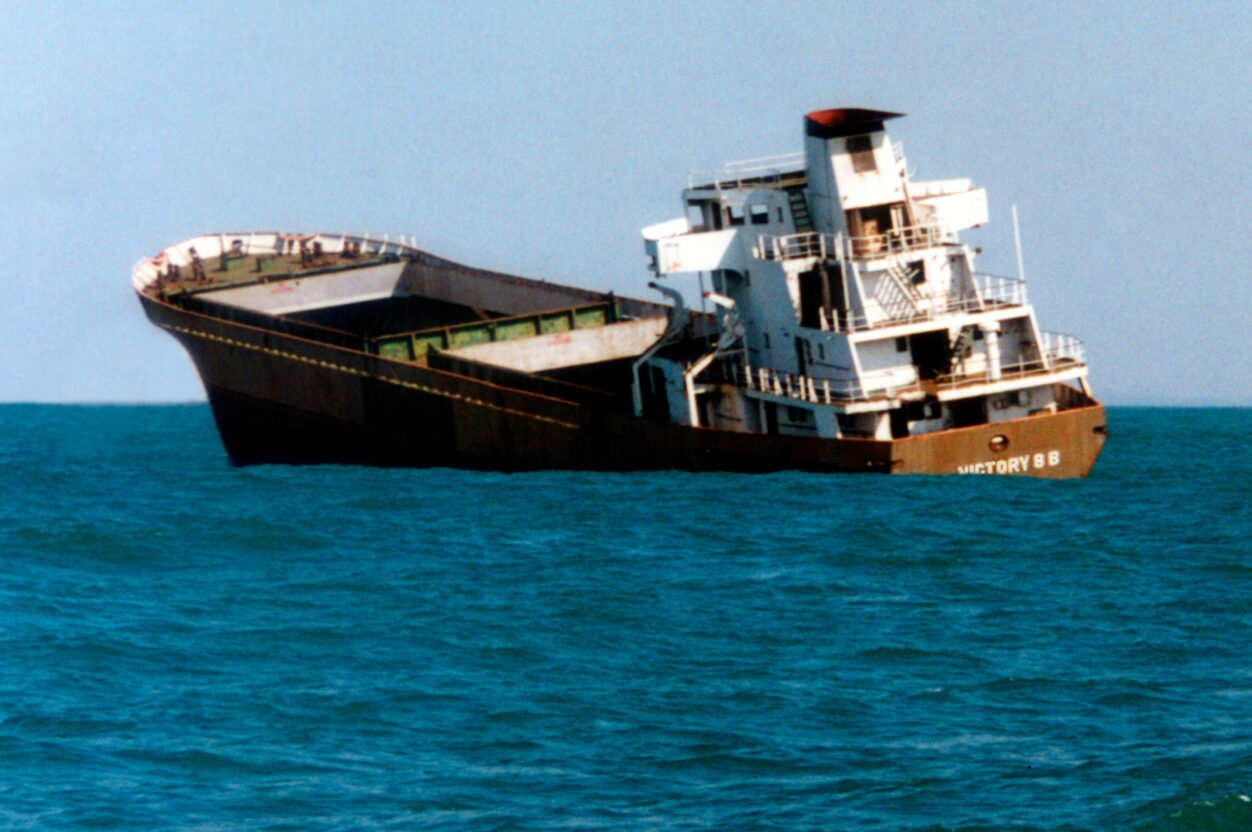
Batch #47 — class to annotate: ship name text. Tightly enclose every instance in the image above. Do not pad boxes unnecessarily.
[957,451,1060,475]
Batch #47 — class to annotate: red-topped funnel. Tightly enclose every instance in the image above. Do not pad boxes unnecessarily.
[804,108,904,139]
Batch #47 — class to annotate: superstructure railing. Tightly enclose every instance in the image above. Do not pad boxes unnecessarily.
[733,363,920,405]
[936,331,1086,390]
[686,152,807,191]
[758,222,954,263]
[1040,331,1086,368]
[974,273,1028,308]
[789,272,1028,335]
[756,231,843,261]
[732,332,1084,406]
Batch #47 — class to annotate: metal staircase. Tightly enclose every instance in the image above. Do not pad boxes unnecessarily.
[875,261,924,320]
[949,326,974,372]
[785,187,813,233]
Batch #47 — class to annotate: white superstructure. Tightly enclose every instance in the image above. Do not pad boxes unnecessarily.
[639,108,1091,440]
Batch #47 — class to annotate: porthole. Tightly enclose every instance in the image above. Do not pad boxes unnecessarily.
[989,435,1010,453]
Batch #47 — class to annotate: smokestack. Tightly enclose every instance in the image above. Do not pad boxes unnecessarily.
[802,108,906,236]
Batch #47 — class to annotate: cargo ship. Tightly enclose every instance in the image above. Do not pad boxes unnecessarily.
[133,108,1105,477]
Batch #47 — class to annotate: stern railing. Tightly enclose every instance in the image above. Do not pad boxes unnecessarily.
[1040,330,1086,368]
[936,331,1086,389]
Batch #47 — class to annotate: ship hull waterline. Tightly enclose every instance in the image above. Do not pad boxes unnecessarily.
[141,294,1107,478]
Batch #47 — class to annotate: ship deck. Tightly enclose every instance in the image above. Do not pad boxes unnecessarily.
[146,249,397,298]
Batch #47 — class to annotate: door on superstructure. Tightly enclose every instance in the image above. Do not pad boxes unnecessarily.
[798,269,825,330]
[798,263,846,330]
[640,364,670,420]
[909,330,950,380]
[764,401,779,436]
[846,204,893,256]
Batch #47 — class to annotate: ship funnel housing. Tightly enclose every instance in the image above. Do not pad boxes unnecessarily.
[803,108,908,239]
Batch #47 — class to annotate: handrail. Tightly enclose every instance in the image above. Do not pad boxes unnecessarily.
[751,237,1031,333]
[829,279,1026,332]
[756,231,843,262]
[133,230,420,291]
[734,363,920,405]
[935,332,1086,389]
[850,220,952,258]
[724,152,806,171]
[687,152,806,191]
[759,222,954,264]
[974,273,1028,308]
[1040,330,1086,366]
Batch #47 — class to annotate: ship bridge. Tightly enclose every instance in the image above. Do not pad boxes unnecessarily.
[638,107,1092,443]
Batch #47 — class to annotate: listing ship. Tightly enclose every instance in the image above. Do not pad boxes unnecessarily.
[134,108,1105,477]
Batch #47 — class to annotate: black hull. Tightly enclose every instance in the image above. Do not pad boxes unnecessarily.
[142,293,1107,477]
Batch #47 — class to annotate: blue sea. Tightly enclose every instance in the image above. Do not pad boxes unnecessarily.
[2,405,1251,831]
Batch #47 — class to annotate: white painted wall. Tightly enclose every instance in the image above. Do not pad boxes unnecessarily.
[718,260,802,374]
[656,229,745,274]
[913,187,988,235]
[830,131,907,212]
[987,384,1057,423]
[800,330,856,379]
[991,315,1033,369]
[855,336,923,392]
[198,261,406,315]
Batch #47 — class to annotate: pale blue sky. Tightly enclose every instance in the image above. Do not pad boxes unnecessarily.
[3,1,1248,404]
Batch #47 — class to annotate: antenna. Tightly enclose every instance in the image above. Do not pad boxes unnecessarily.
[1012,204,1025,283]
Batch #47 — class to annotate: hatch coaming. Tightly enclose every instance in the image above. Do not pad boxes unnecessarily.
[134,230,682,406]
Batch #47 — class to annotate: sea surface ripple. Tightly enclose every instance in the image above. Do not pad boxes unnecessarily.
[2,405,1251,830]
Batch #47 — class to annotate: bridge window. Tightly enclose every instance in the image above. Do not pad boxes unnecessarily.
[749,204,770,225]
[727,205,746,226]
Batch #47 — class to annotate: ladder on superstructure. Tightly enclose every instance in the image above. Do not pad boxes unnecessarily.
[877,260,924,320]
[784,186,813,233]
